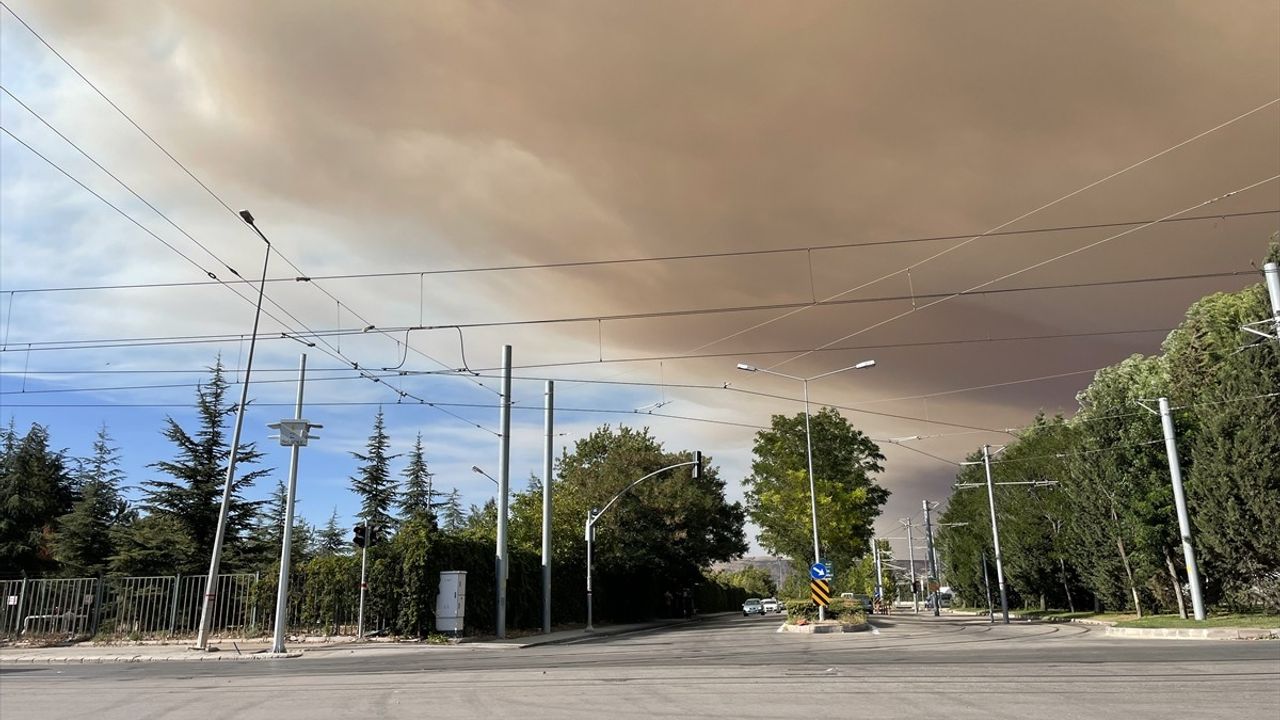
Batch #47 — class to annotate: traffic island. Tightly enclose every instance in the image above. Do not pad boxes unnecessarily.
[779,621,869,634]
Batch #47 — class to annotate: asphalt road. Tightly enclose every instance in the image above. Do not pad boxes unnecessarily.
[3,614,1276,719]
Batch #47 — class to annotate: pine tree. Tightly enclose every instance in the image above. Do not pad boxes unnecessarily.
[141,360,270,573]
[440,488,466,532]
[349,410,400,543]
[398,433,438,527]
[253,478,312,567]
[317,507,346,555]
[0,423,75,575]
[54,425,129,576]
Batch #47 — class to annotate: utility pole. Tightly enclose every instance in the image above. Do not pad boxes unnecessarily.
[541,380,554,634]
[923,500,940,617]
[901,519,919,614]
[982,551,994,624]
[268,354,321,654]
[585,510,596,631]
[871,537,884,607]
[982,445,1010,625]
[1267,262,1280,339]
[496,345,513,639]
[1157,397,1206,620]
[1243,262,1280,342]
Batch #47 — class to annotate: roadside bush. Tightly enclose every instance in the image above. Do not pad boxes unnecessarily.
[784,597,863,624]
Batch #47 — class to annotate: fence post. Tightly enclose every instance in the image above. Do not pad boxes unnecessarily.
[91,576,106,637]
[168,574,182,637]
[249,572,260,635]
[14,577,27,635]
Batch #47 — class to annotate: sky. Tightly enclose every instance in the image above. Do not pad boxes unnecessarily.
[1,0,1278,562]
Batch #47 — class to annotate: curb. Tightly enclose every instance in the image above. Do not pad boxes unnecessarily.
[1104,626,1278,640]
[473,617,698,648]
[0,650,304,665]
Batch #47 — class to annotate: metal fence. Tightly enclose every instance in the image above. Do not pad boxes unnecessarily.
[1,574,260,641]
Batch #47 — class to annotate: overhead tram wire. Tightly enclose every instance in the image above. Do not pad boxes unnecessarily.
[774,175,1280,370]
[0,325,1179,365]
[0,117,497,435]
[681,97,1280,361]
[3,211,1273,295]
[0,398,770,432]
[0,7,499,399]
[2,266,1248,352]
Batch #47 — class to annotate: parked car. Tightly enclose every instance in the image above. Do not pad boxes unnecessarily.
[742,598,765,616]
[925,592,953,609]
[840,593,874,613]
[762,597,780,614]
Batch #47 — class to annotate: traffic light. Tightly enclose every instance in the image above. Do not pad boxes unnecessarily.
[353,524,368,548]
[692,450,703,479]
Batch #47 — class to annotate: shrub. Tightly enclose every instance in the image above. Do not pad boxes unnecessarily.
[784,597,863,624]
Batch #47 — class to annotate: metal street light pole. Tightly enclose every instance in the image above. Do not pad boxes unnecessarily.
[194,209,270,651]
[585,455,702,631]
[736,360,875,622]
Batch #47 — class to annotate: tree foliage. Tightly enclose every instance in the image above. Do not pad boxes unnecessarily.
[938,242,1280,614]
[744,407,888,573]
[349,410,400,542]
[140,361,269,573]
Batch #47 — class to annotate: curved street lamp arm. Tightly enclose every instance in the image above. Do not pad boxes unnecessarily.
[589,459,699,527]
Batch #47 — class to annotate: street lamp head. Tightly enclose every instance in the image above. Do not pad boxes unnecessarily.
[854,360,876,370]
[471,466,483,474]
[736,363,757,372]
[238,209,256,225]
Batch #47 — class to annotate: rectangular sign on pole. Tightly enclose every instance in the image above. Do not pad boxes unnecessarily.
[810,579,831,608]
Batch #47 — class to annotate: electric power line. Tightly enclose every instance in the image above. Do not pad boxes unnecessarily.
[2,267,1252,352]
[3,211,1272,295]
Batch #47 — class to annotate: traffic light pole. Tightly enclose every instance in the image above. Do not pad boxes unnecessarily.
[357,538,368,638]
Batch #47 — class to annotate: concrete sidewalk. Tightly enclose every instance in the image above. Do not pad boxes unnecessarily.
[0,617,696,664]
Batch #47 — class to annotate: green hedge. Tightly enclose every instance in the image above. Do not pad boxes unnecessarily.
[784,597,865,624]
